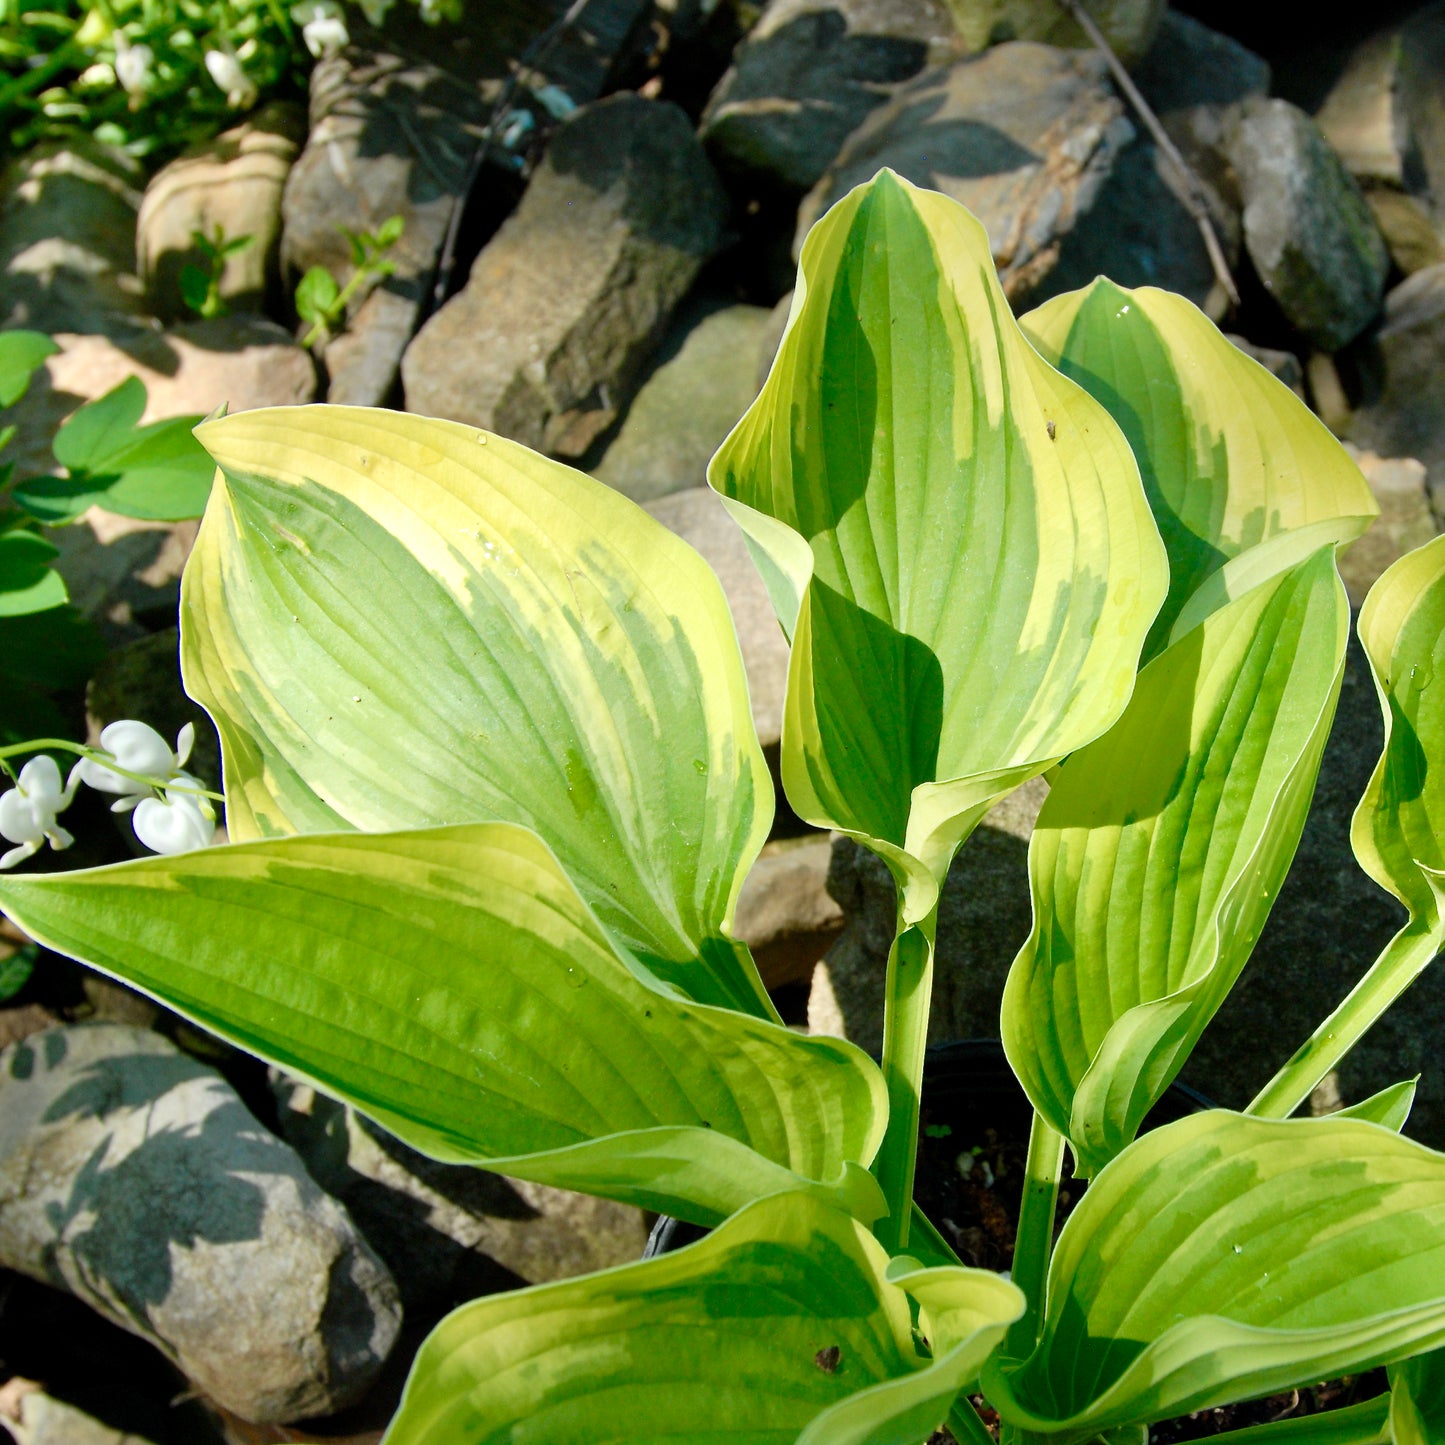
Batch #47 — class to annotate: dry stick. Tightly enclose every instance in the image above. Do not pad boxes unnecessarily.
[1054,0,1241,309]
[426,0,593,316]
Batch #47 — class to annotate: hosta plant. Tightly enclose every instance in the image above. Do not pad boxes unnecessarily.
[4,171,1445,1444]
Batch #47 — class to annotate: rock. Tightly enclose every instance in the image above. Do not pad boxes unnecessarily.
[591,299,773,502]
[735,836,844,989]
[1351,263,1445,510]
[0,1379,160,1445]
[1315,29,1411,188]
[644,486,789,753]
[796,45,1132,301]
[0,1024,401,1422]
[808,778,1043,1050]
[137,102,304,322]
[1132,11,1270,115]
[1129,12,1268,245]
[281,49,491,408]
[1226,98,1389,351]
[805,639,1445,1151]
[1313,20,1445,277]
[757,292,793,387]
[402,95,729,455]
[1336,447,1437,608]
[283,0,650,407]
[270,1078,649,1319]
[699,0,957,193]
[945,0,1164,66]
[0,138,145,332]
[10,316,316,479]
[1366,189,1445,276]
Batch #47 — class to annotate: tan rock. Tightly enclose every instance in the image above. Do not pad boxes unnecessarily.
[1338,447,1438,609]
[735,836,844,989]
[944,0,1164,66]
[137,102,304,321]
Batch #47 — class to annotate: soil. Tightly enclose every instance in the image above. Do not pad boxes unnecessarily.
[915,1042,1388,1442]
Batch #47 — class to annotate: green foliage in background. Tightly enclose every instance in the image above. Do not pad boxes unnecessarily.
[0,330,214,740]
[5,172,1445,1445]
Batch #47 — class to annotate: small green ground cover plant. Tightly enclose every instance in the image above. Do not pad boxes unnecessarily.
[0,331,213,742]
[4,172,1445,1443]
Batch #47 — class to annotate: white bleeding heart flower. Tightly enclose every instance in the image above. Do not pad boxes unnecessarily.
[204,48,258,108]
[132,773,217,856]
[0,757,76,870]
[294,1,348,56]
[77,720,195,806]
[114,38,155,96]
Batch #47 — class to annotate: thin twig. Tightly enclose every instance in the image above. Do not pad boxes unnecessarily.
[1054,0,1241,309]
[425,0,593,316]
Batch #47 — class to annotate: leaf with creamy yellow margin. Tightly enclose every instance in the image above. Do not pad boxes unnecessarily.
[184,407,773,1016]
[985,1113,1445,1443]
[382,1190,1021,1445]
[709,171,1167,923]
[0,823,887,1224]
[1021,279,1377,658]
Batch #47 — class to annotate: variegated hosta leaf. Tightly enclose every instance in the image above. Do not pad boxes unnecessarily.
[1022,279,1377,658]
[1003,550,1348,1175]
[0,825,886,1224]
[185,407,774,1017]
[1248,534,1445,1121]
[383,1190,1022,1445]
[1354,533,1445,927]
[710,170,1167,919]
[1391,1347,1445,1445]
[984,1112,1445,1442]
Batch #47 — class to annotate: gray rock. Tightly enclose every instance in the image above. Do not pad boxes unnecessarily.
[591,299,773,503]
[1132,11,1270,115]
[946,0,1164,67]
[402,95,729,456]
[137,102,304,322]
[699,0,957,193]
[1397,5,1445,229]
[1227,97,1389,351]
[1351,263,1445,508]
[735,836,844,989]
[796,45,1133,302]
[0,1025,400,1423]
[270,1079,649,1321]
[806,638,1445,1151]
[283,0,650,408]
[0,138,146,332]
[1336,447,1438,609]
[644,486,789,753]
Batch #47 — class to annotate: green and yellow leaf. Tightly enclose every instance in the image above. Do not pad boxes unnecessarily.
[185,406,773,1016]
[0,824,885,1224]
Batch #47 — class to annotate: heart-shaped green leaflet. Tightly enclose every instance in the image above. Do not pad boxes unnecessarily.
[383,1190,1021,1445]
[985,1112,1445,1442]
[0,824,886,1225]
[184,406,774,1018]
[710,171,1167,920]
[1020,280,1376,658]
[1003,550,1348,1175]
